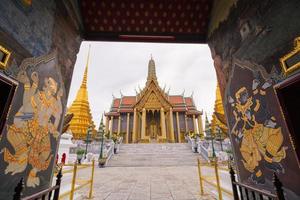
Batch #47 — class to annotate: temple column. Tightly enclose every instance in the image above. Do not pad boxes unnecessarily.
[197,114,204,139]
[132,108,137,143]
[105,116,109,134]
[117,115,121,135]
[176,112,181,143]
[109,116,114,138]
[160,107,167,141]
[184,114,188,133]
[193,114,198,134]
[141,108,146,142]
[126,113,130,143]
[169,108,175,142]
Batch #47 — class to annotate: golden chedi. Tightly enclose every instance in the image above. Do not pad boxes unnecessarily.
[67,47,96,140]
[211,84,228,138]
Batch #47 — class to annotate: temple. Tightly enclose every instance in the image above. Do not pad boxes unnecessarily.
[67,47,96,140]
[105,57,203,143]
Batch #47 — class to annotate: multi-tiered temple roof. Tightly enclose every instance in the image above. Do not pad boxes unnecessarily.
[105,57,203,143]
[106,57,200,116]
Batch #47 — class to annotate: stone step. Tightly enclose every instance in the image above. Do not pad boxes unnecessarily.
[107,143,204,167]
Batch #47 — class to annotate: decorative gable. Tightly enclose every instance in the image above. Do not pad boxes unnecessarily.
[134,80,172,111]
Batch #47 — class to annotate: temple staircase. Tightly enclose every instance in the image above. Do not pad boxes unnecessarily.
[107,143,205,167]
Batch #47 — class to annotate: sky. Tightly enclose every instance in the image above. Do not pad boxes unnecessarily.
[67,41,217,127]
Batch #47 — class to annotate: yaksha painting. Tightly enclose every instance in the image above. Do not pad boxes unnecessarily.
[1,52,64,188]
[228,75,287,184]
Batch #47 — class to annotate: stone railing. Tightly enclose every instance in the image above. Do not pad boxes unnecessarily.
[186,136,200,153]
[105,141,114,162]
[198,142,210,161]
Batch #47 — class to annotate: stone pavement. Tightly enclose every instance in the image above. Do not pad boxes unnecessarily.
[75,143,222,200]
[83,166,215,200]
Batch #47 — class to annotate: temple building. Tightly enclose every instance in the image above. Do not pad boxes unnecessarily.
[210,84,228,138]
[105,57,203,143]
[67,47,96,140]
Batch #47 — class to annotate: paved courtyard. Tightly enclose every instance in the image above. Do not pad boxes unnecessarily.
[64,143,232,200]
[82,166,215,200]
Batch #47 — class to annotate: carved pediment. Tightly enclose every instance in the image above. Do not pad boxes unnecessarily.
[144,92,162,109]
[135,80,172,111]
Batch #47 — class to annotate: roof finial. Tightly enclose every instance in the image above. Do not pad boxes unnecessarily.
[151,54,153,60]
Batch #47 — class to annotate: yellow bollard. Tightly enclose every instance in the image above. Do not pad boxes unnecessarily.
[70,162,78,200]
[213,157,223,200]
[197,158,204,195]
[88,160,95,199]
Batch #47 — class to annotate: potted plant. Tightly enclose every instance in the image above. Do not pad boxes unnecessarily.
[98,157,106,167]
[76,149,85,164]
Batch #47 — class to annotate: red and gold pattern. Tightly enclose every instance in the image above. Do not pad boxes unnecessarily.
[80,0,212,42]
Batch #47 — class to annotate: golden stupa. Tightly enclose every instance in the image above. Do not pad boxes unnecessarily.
[211,84,228,138]
[67,46,96,140]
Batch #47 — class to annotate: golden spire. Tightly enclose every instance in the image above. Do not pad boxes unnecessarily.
[211,83,228,137]
[67,45,96,140]
[81,45,90,88]
[147,55,157,84]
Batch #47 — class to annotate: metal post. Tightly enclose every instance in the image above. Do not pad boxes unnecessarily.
[211,138,216,158]
[53,168,62,200]
[273,173,285,200]
[13,178,24,200]
[100,129,104,158]
[214,157,223,200]
[230,167,239,200]
[70,163,78,200]
[197,158,204,195]
[88,160,95,199]
[217,126,223,151]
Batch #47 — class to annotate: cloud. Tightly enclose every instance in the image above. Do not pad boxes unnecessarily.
[67,41,217,127]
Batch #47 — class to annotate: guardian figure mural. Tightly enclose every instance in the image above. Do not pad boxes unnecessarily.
[0,52,64,189]
[227,65,287,184]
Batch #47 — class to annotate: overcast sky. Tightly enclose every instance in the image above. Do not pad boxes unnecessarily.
[67,41,217,127]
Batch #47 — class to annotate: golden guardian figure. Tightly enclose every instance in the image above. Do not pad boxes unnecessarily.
[228,79,286,184]
[2,69,63,187]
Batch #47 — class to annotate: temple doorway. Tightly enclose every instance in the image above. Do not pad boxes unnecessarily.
[146,110,160,143]
[276,73,300,163]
